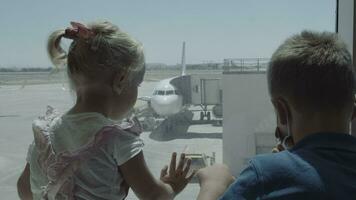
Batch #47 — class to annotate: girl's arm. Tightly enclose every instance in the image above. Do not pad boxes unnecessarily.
[120,152,194,200]
[17,163,33,200]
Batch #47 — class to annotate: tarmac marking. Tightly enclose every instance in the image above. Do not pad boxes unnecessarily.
[0,115,20,118]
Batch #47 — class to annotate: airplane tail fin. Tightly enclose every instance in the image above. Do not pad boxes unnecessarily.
[181,41,186,76]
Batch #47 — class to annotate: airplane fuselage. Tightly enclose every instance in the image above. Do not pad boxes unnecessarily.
[150,78,183,117]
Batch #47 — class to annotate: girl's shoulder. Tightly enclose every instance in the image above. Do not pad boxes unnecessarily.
[33,105,61,130]
[32,106,62,148]
[100,118,144,166]
[112,116,143,136]
[95,117,143,147]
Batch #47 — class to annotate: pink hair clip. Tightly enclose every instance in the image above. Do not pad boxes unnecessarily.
[64,21,95,40]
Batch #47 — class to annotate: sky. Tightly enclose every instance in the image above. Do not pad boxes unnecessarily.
[0,0,335,67]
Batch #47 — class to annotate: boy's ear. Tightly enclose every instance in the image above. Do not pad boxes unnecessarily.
[271,98,289,125]
[112,72,127,95]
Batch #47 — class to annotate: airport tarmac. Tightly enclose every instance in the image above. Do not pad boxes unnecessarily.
[0,82,222,199]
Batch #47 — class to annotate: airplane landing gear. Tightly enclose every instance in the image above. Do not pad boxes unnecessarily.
[200,110,211,121]
[199,104,212,121]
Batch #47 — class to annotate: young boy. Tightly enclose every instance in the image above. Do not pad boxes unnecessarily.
[197,31,356,200]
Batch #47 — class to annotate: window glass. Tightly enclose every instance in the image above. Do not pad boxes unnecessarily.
[166,90,174,95]
[0,1,335,199]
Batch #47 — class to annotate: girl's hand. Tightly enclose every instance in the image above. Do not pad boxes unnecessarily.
[160,152,195,195]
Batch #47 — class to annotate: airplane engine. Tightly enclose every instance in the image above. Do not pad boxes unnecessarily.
[212,104,223,118]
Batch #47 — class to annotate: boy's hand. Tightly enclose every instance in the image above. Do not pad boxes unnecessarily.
[160,152,195,195]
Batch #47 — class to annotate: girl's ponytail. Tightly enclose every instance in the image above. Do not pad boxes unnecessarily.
[46,21,145,88]
[47,30,67,68]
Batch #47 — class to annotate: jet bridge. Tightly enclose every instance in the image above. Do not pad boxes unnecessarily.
[170,73,223,120]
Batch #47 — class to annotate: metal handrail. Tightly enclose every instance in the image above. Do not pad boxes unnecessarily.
[223,58,270,72]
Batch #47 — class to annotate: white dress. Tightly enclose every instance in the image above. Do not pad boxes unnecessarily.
[26,106,144,200]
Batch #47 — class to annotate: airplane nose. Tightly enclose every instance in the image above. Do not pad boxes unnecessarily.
[156,98,170,106]
[151,96,180,116]
[155,102,172,114]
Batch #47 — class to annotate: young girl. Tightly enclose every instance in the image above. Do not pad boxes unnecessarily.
[17,21,194,200]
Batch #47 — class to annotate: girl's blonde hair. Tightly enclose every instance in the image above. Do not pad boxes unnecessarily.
[47,21,145,87]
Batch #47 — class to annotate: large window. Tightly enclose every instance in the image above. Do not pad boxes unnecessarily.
[0,1,335,199]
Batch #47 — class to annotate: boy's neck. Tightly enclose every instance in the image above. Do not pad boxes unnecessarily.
[293,115,351,144]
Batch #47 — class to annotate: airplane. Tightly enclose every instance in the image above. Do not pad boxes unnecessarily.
[141,42,187,117]
[150,78,183,116]
[136,42,221,131]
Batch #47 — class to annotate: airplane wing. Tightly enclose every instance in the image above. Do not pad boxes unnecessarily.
[144,78,161,82]
[138,96,151,102]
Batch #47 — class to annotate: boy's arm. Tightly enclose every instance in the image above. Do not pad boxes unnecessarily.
[119,152,194,200]
[197,182,231,200]
[17,163,33,200]
[196,164,235,200]
[198,163,261,200]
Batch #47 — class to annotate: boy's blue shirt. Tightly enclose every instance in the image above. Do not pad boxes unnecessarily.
[220,132,356,200]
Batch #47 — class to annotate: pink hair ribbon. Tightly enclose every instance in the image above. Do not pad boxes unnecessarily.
[63,21,95,40]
